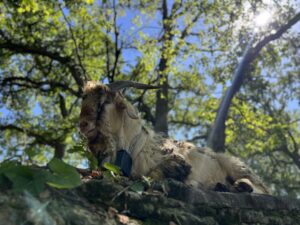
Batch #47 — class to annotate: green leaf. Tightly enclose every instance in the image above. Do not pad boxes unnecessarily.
[102,170,115,178]
[102,162,121,175]
[0,175,11,188]
[0,159,82,194]
[9,169,50,195]
[68,144,85,153]
[0,160,19,173]
[0,161,52,195]
[130,181,145,194]
[86,0,94,4]
[86,152,99,170]
[47,158,82,189]
[0,161,19,187]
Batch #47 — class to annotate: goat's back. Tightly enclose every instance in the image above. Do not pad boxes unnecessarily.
[159,139,226,189]
[158,139,269,193]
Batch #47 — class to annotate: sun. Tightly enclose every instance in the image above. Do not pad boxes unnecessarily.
[254,11,272,27]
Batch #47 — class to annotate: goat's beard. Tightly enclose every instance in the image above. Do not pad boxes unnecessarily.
[84,129,98,140]
[87,130,115,165]
[83,118,116,165]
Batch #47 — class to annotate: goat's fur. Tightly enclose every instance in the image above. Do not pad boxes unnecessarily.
[79,81,270,194]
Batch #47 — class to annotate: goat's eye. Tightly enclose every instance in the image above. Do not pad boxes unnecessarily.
[99,89,105,95]
[103,100,111,104]
[82,94,87,100]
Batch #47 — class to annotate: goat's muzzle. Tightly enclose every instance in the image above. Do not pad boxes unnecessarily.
[79,120,97,140]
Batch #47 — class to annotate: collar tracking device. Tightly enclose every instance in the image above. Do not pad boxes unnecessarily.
[115,149,132,177]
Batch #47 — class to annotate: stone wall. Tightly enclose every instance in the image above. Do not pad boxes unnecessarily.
[1,179,299,225]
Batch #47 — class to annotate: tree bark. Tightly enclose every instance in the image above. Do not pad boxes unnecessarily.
[53,142,66,159]
[154,0,171,135]
[155,78,169,135]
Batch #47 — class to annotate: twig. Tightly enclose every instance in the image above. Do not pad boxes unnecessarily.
[59,4,87,81]
[110,181,140,203]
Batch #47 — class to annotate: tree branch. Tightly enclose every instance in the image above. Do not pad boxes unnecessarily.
[111,0,121,82]
[1,76,80,97]
[170,120,202,127]
[59,94,68,118]
[188,134,207,142]
[0,124,66,159]
[251,12,300,58]
[59,4,87,81]
[0,34,85,91]
[277,145,300,170]
[287,130,299,155]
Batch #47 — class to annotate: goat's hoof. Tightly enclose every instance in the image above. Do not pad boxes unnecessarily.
[214,183,230,192]
[234,179,253,193]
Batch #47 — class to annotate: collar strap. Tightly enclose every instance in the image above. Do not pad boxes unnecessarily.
[115,149,132,177]
[96,100,105,121]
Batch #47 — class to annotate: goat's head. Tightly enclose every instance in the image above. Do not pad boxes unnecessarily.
[79,81,159,161]
[80,81,127,140]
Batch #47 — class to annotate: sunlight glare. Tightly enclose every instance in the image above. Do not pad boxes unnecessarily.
[254,11,272,27]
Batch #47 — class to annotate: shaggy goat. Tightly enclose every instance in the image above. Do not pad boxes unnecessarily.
[79,81,269,194]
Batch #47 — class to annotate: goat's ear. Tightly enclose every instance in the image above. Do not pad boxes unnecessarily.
[114,92,126,109]
[114,93,139,119]
[125,103,139,119]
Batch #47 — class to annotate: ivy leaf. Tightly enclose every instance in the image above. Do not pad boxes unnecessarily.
[0,161,19,187]
[47,158,82,189]
[0,162,52,195]
[0,159,83,194]
[0,160,19,173]
[10,169,51,195]
[130,181,145,194]
[103,162,121,175]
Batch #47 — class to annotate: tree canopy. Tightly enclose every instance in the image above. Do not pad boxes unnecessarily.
[0,0,299,197]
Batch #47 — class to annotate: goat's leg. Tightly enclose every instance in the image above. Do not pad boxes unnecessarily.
[149,154,191,182]
[217,154,270,194]
[233,178,254,193]
[213,182,231,192]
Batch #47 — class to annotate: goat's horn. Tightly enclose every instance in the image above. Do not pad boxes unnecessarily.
[107,81,160,91]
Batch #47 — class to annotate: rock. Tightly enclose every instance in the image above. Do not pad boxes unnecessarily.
[0,178,299,225]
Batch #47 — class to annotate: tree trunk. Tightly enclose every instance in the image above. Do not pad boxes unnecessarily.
[154,77,169,135]
[154,0,172,136]
[53,143,66,159]
[207,39,254,152]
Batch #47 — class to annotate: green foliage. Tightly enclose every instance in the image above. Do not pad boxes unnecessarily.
[102,162,121,178]
[129,176,152,194]
[0,160,50,195]
[0,159,82,195]
[47,158,82,189]
[68,142,98,170]
[129,181,145,194]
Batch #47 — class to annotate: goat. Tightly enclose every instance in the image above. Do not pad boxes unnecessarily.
[79,81,270,194]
